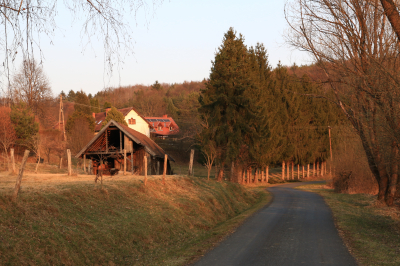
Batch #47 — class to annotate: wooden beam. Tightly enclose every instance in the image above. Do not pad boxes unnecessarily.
[106,130,108,153]
[120,131,122,153]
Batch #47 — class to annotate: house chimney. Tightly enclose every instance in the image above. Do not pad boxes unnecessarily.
[92,112,96,118]
[106,108,111,115]
[163,114,168,118]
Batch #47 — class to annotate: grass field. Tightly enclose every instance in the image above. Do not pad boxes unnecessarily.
[298,183,400,266]
[0,167,270,265]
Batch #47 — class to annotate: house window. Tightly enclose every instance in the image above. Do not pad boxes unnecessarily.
[129,118,136,125]
[169,126,173,131]
[158,125,162,131]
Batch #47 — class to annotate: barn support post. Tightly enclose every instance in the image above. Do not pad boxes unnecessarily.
[163,154,168,185]
[131,143,134,175]
[282,161,285,180]
[188,149,194,176]
[67,149,72,176]
[12,150,30,202]
[144,156,147,186]
[83,154,86,173]
[10,148,16,174]
[124,149,127,175]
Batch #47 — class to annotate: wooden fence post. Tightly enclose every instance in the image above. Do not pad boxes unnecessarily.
[266,166,269,183]
[163,154,168,185]
[297,164,300,180]
[12,150,30,201]
[291,162,294,180]
[144,156,147,186]
[67,149,72,176]
[287,162,290,180]
[10,148,16,174]
[188,149,194,176]
[261,169,264,183]
[313,161,316,176]
[282,161,285,180]
[124,149,127,175]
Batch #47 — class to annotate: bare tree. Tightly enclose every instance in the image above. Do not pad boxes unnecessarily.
[0,0,164,100]
[12,59,52,118]
[0,106,16,171]
[286,0,400,205]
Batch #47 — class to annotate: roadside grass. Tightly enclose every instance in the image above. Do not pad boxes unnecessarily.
[297,183,400,266]
[0,176,270,265]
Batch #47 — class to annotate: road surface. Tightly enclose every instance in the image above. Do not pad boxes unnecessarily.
[193,181,357,266]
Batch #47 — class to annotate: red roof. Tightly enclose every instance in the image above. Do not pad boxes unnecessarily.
[145,115,180,136]
[94,107,150,131]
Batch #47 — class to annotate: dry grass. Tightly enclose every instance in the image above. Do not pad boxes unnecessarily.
[0,170,269,265]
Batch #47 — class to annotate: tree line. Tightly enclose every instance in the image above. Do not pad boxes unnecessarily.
[198,28,342,182]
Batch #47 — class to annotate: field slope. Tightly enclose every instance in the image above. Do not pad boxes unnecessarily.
[0,175,269,265]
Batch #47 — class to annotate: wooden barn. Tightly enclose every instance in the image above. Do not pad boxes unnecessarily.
[75,120,174,175]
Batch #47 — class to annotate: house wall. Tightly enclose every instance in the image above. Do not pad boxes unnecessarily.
[125,110,150,137]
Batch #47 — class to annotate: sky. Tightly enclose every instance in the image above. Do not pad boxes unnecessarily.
[8,0,312,96]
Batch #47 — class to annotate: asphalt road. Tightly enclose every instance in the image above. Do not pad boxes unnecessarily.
[193,181,357,266]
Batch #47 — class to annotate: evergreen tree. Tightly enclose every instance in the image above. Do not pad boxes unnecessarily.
[74,90,91,115]
[103,102,112,109]
[67,90,76,102]
[10,102,39,146]
[101,106,128,128]
[66,112,95,133]
[199,28,263,179]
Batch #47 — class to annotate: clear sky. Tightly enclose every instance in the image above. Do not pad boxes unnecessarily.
[19,0,311,96]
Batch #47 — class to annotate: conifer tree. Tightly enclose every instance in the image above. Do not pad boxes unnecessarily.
[101,106,128,128]
[199,28,263,180]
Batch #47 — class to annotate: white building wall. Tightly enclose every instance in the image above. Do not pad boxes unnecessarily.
[125,110,150,137]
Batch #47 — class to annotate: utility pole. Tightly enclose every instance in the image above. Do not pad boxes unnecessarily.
[59,95,66,141]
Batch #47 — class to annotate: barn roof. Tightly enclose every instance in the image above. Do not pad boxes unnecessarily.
[75,119,174,161]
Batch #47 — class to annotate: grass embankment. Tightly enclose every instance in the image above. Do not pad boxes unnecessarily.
[0,176,269,265]
[298,183,400,266]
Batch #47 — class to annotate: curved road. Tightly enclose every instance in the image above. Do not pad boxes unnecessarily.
[193,182,357,266]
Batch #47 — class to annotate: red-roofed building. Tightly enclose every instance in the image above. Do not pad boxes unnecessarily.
[93,107,151,137]
[145,115,179,139]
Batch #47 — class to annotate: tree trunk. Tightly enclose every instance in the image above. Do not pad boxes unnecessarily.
[12,150,30,202]
[207,166,211,181]
[307,164,310,179]
[266,166,269,183]
[241,169,245,184]
[297,164,300,180]
[246,168,249,184]
[380,0,400,43]
[385,143,398,206]
[313,161,316,176]
[282,161,285,180]
[59,157,62,169]
[230,161,235,182]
